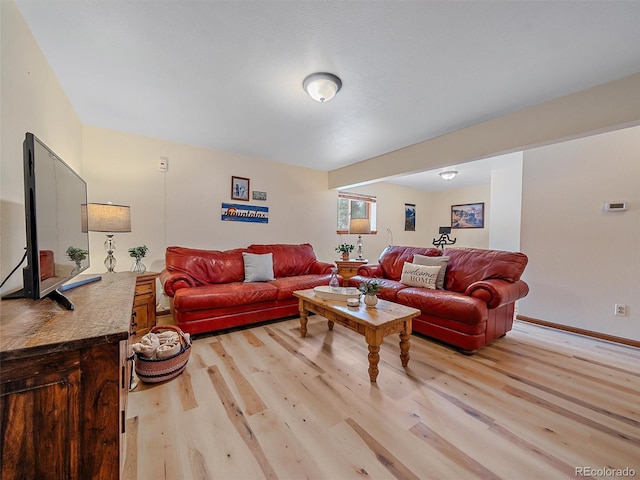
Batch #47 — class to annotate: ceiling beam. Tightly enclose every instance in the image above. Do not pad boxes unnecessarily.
[328,72,640,190]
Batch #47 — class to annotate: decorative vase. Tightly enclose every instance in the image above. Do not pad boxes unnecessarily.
[329,268,340,291]
[364,294,378,307]
[72,260,83,275]
[342,252,349,261]
[131,257,146,274]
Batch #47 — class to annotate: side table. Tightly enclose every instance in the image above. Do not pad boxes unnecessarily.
[335,259,368,287]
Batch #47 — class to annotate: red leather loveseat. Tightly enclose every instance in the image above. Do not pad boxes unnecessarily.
[160,243,335,335]
[348,245,529,353]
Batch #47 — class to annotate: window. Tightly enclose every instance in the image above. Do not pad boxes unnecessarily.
[337,192,377,234]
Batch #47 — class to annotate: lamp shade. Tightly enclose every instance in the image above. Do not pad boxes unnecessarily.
[82,203,131,233]
[303,73,342,102]
[349,218,371,235]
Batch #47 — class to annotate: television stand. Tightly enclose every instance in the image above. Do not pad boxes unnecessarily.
[47,289,74,310]
[1,273,137,478]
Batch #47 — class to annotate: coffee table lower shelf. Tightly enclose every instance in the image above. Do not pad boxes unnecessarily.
[293,289,421,382]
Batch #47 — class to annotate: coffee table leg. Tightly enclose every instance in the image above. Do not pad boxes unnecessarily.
[399,331,410,367]
[327,320,334,331]
[299,304,308,338]
[368,344,380,382]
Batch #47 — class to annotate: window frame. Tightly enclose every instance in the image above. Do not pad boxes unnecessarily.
[336,192,377,235]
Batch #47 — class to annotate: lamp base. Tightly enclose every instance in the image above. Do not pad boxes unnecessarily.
[356,234,364,260]
[104,234,117,273]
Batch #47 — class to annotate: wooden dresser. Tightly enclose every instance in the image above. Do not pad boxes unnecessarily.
[0,273,137,480]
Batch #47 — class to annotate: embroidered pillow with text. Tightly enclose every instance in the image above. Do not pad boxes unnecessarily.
[400,262,441,289]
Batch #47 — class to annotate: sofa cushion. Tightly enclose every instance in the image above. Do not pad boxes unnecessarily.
[173,281,278,312]
[242,252,275,282]
[377,245,441,281]
[397,287,487,326]
[443,247,529,293]
[166,246,246,284]
[348,275,407,301]
[413,254,449,289]
[400,262,440,289]
[248,243,318,277]
[269,274,333,300]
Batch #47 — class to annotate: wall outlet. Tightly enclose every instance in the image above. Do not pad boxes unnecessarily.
[615,304,627,316]
[158,156,169,172]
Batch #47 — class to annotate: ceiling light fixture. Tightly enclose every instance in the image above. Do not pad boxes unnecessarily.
[303,72,342,102]
[439,170,458,180]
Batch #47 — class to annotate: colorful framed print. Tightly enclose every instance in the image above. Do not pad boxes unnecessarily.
[451,202,484,229]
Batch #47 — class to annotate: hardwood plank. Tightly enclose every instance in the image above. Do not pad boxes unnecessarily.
[121,416,138,480]
[207,365,278,480]
[209,340,267,415]
[346,417,421,480]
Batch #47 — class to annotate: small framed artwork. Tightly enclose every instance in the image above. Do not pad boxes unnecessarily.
[252,191,267,201]
[231,176,250,201]
[404,203,416,231]
[451,202,484,229]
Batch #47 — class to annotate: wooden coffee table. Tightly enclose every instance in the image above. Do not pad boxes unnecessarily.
[293,288,421,382]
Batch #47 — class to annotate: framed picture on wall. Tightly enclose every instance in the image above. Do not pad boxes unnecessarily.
[451,202,484,228]
[231,176,250,201]
[404,203,416,231]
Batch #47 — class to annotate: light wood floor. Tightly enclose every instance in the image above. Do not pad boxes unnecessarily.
[123,316,640,480]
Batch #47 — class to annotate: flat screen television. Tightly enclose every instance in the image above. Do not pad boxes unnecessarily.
[3,132,90,309]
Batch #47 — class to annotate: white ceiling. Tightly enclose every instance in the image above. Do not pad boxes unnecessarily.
[15,1,640,191]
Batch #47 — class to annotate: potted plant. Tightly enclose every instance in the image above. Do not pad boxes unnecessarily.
[335,243,355,261]
[359,278,381,307]
[66,246,88,273]
[128,245,149,274]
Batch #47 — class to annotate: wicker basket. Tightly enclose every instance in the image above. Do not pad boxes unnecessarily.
[134,325,192,384]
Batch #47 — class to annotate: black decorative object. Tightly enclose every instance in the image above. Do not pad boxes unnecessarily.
[432,226,456,250]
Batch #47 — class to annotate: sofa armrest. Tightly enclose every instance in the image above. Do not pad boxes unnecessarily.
[466,279,529,309]
[310,261,336,274]
[358,264,383,277]
[160,269,198,297]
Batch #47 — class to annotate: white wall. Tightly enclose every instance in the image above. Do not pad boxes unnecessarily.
[82,126,338,273]
[519,126,640,340]
[1,0,83,295]
[429,184,491,249]
[489,152,523,251]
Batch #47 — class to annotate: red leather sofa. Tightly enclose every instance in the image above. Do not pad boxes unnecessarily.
[348,245,529,353]
[160,243,335,335]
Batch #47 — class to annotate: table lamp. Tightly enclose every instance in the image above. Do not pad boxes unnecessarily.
[349,218,371,260]
[82,202,131,272]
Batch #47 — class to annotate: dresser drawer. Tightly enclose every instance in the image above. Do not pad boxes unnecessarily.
[135,282,154,296]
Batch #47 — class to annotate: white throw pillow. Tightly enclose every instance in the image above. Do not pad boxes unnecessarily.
[400,262,441,289]
[413,254,449,290]
[242,252,275,282]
